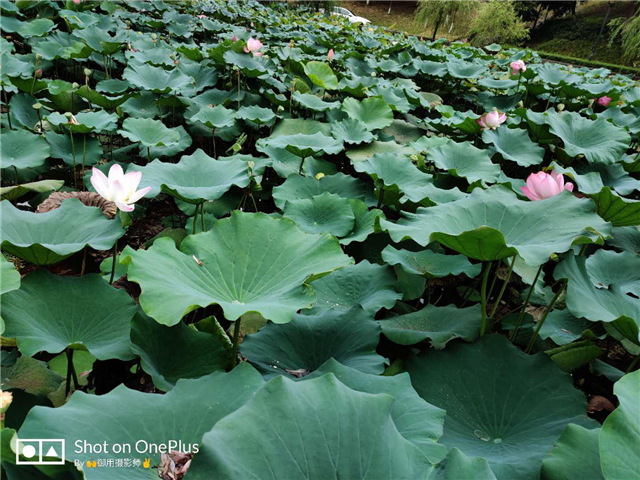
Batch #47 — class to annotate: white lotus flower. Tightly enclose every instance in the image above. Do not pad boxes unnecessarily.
[90,164,151,212]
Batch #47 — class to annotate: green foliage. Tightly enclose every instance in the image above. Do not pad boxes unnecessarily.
[415,0,477,40]
[609,5,640,64]
[469,1,530,47]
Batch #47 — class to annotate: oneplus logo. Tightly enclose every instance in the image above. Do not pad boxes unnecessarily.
[16,439,65,465]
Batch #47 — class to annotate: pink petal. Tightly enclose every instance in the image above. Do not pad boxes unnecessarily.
[243,46,249,53]
[565,182,574,192]
[108,164,125,181]
[123,170,142,194]
[537,175,561,198]
[90,168,111,200]
[128,186,152,204]
[115,201,134,212]
[521,186,540,201]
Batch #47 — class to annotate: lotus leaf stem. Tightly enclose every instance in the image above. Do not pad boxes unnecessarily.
[109,239,118,285]
[479,261,492,336]
[65,348,79,396]
[490,256,516,318]
[511,263,543,342]
[525,280,567,354]
[230,317,242,370]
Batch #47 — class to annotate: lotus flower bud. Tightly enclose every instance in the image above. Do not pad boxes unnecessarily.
[277,105,284,113]
[557,103,565,112]
[72,82,79,89]
[84,68,92,77]
[35,68,42,78]
[247,161,255,170]
[327,49,334,62]
[597,95,611,107]
[0,390,12,414]
[232,35,237,42]
[521,170,574,201]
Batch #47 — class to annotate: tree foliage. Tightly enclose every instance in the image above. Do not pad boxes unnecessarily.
[415,0,477,40]
[469,0,530,47]
[609,2,640,64]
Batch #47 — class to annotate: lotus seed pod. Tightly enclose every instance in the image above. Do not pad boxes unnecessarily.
[84,68,92,76]
[315,173,325,180]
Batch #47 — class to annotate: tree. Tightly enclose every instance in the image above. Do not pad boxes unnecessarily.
[414,1,477,40]
[609,1,640,64]
[590,1,614,60]
[468,1,530,47]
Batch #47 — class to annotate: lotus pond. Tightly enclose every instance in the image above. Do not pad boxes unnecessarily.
[1,1,640,479]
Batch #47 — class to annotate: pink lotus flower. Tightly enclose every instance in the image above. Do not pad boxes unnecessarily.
[69,115,79,125]
[35,68,42,78]
[510,60,526,76]
[521,170,574,201]
[198,14,205,19]
[73,0,81,4]
[597,95,611,107]
[327,49,334,62]
[477,109,507,130]
[232,35,237,42]
[243,37,262,57]
[91,164,152,212]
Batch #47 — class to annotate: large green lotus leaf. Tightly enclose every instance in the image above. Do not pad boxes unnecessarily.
[1,355,65,407]
[608,226,640,254]
[304,61,338,90]
[0,199,125,265]
[546,112,630,165]
[1,254,19,295]
[258,131,343,158]
[429,448,497,480]
[45,131,102,168]
[118,117,181,148]
[191,104,236,129]
[273,172,375,209]
[541,424,603,480]
[482,127,545,167]
[302,260,401,316]
[130,312,229,392]
[118,91,159,119]
[591,187,640,227]
[551,162,640,196]
[8,92,39,130]
[223,50,267,77]
[122,63,193,94]
[236,105,276,124]
[330,117,375,144]
[379,187,611,265]
[382,245,481,278]
[121,212,352,326]
[380,304,483,348]
[353,152,466,205]
[18,364,265,480]
[18,18,55,38]
[427,141,500,184]
[48,110,119,134]
[270,118,332,137]
[447,59,487,79]
[294,92,340,112]
[188,373,434,480]
[283,192,355,237]
[538,309,593,346]
[305,359,448,463]
[129,149,250,204]
[599,108,640,135]
[406,335,594,480]
[2,271,137,360]
[555,252,640,343]
[1,129,50,169]
[75,85,131,111]
[600,371,640,480]
[342,97,394,131]
[241,307,385,378]
[346,139,415,162]
[0,179,64,202]
[341,199,385,246]
[142,124,192,160]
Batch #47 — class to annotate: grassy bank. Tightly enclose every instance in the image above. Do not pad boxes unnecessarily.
[340,1,637,67]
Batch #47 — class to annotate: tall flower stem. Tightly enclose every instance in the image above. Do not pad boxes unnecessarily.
[70,129,77,189]
[479,261,493,336]
[490,256,516,318]
[109,239,118,285]
[298,156,306,176]
[513,73,522,107]
[65,348,79,395]
[3,88,11,129]
[81,135,87,190]
[230,317,242,369]
[510,263,543,341]
[525,280,566,353]
[201,202,206,232]
[193,205,199,234]
[237,70,241,110]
